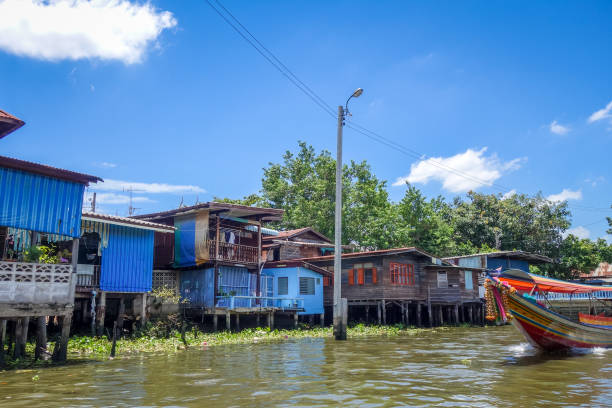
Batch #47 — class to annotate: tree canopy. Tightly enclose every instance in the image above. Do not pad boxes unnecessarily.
[222,142,612,278]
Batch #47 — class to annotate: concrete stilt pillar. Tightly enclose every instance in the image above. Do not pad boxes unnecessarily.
[377,301,382,325]
[0,319,6,366]
[365,306,369,323]
[213,314,218,331]
[96,291,106,336]
[468,304,473,325]
[13,318,24,359]
[320,313,325,328]
[295,313,299,329]
[405,303,410,326]
[235,314,240,331]
[438,306,443,326]
[427,302,433,327]
[270,312,275,330]
[35,317,47,360]
[116,297,125,338]
[81,300,88,324]
[308,314,314,326]
[454,304,460,326]
[226,311,231,331]
[400,302,406,325]
[256,313,261,328]
[141,293,148,328]
[416,303,422,327]
[382,301,387,325]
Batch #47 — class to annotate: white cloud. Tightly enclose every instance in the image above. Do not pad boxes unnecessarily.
[588,100,612,124]
[392,147,524,193]
[502,189,517,200]
[563,226,590,239]
[0,0,177,64]
[85,192,154,205]
[91,179,205,194]
[100,162,117,168]
[549,120,570,135]
[547,188,582,202]
[585,176,605,187]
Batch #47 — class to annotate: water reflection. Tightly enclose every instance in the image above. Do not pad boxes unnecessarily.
[1,326,610,407]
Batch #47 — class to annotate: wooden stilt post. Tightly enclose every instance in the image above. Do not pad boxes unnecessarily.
[320,313,325,328]
[35,317,47,360]
[438,305,443,326]
[365,306,369,324]
[235,314,240,331]
[308,314,314,326]
[270,312,275,330]
[256,313,261,328]
[454,304,460,326]
[480,303,485,326]
[427,302,433,327]
[53,313,72,362]
[295,313,299,329]
[400,302,406,325]
[417,303,422,327]
[405,303,410,327]
[468,304,473,325]
[97,291,106,336]
[226,311,231,331]
[377,301,382,324]
[116,297,125,338]
[213,314,218,331]
[0,319,6,366]
[13,319,23,359]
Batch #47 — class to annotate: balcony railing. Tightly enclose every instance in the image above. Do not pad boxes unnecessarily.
[0,261,73,304]
[535,291,612,302]
[217,295,304,310]
[76,264,100,292]
[209,241,258,264]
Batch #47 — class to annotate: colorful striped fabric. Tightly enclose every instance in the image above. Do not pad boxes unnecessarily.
[579,313,612,328]
[498,269,612,294]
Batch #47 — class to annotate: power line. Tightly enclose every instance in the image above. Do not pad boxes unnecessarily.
[205,0,337,119]
[206,1,611,215]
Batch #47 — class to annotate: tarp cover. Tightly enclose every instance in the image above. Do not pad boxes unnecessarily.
[174,211,209,267]
[498,269,612,294]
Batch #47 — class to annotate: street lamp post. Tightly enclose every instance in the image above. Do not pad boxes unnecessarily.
[333,88,363,340]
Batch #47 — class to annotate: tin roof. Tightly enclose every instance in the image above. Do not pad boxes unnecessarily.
[133,201,284,221]
[82,212,175,233]
[442,250,552,264]
[264,260,333,277]
[0,155,102,185]
[289,247,442,263]
[0,109,25,139]
[262,227,332,243]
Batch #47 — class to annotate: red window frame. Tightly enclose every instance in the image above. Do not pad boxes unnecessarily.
[390,263,415,286]
[323,275,334,287]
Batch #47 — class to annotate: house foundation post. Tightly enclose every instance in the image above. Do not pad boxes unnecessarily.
[454,304,460,326]
[416,303,422,327]
[96,291,106,336]
[35,317,48,360]
[320,312,325,328]
[53,313,72,362]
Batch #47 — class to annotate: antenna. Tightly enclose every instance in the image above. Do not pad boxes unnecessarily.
[123,186,144,216]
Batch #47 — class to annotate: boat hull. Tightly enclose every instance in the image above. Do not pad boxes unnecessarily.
[508,291,612,350]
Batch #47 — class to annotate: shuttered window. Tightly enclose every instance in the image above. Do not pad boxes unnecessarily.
[464,271,473,289]
[437,271,448,288]
[299,277,315,295]
[390,263,415,286]
[278,277,288,295]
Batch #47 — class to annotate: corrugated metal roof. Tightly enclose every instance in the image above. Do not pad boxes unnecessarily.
[0,166,85,237]
[290,247,440,263]
[82,212,175,233]
[442,251,552,264]
[100,224,154,293]
[133,202,284,221]
[0,155,102,185]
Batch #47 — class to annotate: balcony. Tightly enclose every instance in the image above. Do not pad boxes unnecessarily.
[0,261,73,306]
[75,264,100,292]
[209,240,259,265]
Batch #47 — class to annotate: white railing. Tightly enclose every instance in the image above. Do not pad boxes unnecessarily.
[217,295,304,310]
[0,261,73,304]
[535,291,611,302]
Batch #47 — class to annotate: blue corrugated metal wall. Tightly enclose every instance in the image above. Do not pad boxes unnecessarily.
[487,257,529,272]
[100,224,154,292]
[0,167,84,237]
[180,268,215,306]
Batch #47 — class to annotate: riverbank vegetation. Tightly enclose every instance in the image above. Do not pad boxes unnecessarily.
[1,323,457,371]
[216,142,612,279]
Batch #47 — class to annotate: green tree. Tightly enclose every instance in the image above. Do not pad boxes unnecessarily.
[607,204,612,234]
[546,235,604,280]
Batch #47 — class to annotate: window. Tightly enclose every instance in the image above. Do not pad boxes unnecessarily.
[299,277,315,295]
[464,271,473,290]
[341,270,349,284]
[278,277,288,295]
[437,271,448,288]
[323,276,334,287]
[390,263,415,286]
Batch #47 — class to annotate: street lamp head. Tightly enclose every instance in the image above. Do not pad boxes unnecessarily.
[352,88,364,98]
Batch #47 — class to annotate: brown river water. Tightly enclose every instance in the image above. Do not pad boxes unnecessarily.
[1,325,610,407]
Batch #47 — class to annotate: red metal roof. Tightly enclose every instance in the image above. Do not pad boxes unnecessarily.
[286,247,440,263]
[0,155,102,185]
[0,109,25,139]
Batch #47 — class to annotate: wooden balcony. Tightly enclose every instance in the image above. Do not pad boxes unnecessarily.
[209,240,259,265]
[0,261,74,311]
[75,264,100,292]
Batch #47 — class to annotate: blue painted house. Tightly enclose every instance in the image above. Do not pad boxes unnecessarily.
[262,261,331,316]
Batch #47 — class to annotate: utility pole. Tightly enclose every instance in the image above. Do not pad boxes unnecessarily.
[333,88,363,341]
[92,192,96,213]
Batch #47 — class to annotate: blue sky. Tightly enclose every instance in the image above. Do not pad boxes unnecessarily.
[0,1,610,240]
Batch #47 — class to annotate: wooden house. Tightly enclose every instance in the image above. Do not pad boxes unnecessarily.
[262,227,336,261]
[295,247,484,327]
[74,212,175,335]
[135,203,309,330]
[0,130,102,361]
